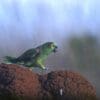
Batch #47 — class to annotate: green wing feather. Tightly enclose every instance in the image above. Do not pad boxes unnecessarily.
[16,48,40,62]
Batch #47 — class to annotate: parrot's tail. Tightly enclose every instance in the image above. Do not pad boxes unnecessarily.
[4,56,17,64]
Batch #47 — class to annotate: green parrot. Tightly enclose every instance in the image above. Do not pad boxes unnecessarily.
[4,42,58,70]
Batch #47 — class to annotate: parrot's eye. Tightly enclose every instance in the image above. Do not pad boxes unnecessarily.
[47,43,52,47]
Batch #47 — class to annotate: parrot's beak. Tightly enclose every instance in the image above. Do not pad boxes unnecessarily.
[53,46,58,53]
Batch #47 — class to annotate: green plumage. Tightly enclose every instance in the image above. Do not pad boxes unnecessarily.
[4,42,57,70]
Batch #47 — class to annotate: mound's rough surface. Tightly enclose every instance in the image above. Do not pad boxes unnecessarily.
[41,71,96,100]
[0,64,97,100]
[0,64,42,100]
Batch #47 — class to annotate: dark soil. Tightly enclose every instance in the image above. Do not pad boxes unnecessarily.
[0,64,97,100]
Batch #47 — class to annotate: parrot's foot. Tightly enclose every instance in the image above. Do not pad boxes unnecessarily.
[45,67,49,70]
[29,68,33,71]
[42,66,49,71]
[41,66,46,70]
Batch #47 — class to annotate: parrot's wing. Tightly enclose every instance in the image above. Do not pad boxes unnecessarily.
[16,48,40,62]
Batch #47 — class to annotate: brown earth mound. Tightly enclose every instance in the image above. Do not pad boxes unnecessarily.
[41,71,97,100]
[0,63,97,100]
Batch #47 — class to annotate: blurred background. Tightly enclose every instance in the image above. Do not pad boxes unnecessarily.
[0,0,100,98]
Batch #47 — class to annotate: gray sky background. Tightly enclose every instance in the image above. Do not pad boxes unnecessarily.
[0,0,100,35]
[0,0,100,56]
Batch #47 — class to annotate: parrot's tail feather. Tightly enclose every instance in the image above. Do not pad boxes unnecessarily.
[4,56,17,64]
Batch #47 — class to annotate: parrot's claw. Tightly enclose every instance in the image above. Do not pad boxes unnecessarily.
[42,67,46,70]
[29,68,33,71]
[43,67,49,71]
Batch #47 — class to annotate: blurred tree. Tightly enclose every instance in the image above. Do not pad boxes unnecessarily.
[68,34,100,70]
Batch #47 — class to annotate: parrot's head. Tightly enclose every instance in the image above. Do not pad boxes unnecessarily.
[41,42,58,54]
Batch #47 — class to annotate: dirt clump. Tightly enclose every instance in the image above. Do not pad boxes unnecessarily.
[0,64,97,100]
[40,71,97,100]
